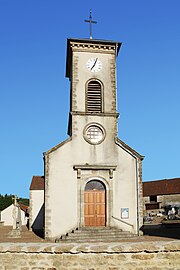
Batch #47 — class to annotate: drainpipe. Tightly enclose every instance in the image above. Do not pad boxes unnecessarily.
[115,138,141,236]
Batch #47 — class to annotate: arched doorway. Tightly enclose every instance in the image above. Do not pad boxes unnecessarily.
[84,180,106,227]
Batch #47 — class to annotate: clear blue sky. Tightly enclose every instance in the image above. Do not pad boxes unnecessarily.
[0,1,180,198]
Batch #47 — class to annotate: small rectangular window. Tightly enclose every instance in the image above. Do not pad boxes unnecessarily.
[150,195,157,202]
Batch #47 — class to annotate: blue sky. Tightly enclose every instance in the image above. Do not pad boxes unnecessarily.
[0,1,180,198]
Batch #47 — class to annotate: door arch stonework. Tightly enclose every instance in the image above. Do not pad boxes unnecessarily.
[84,180,106,227]
[78,177,112,228]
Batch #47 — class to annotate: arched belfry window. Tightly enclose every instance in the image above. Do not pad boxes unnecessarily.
[86,80,103,112]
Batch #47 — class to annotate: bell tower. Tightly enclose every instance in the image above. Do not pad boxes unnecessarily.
[66,38,121,144]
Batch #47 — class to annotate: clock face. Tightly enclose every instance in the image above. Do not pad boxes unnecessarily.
[86,58,102,73]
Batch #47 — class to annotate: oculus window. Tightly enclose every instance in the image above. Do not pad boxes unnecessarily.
[83,123,105,145]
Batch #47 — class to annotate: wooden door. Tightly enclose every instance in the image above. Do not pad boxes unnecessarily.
[84,190,106,226]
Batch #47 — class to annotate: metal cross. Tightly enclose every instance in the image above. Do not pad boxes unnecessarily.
[84,10,97,39]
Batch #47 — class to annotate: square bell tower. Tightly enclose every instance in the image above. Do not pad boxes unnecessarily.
[66,38,121,141]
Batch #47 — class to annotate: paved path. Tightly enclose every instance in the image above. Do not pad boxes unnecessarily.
[0,225,45,242]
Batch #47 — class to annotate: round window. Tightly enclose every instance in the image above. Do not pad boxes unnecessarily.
[84,124,105,145]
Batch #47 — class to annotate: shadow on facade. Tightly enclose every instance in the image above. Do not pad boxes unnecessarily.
[32,204,44,238]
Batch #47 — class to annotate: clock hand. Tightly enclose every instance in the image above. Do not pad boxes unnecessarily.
[91,58,98,70]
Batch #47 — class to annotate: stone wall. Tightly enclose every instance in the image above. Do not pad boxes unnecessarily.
[144,194,180,207]
[143,193,180,216]
[161,194,180,206]
[1,240,180,269]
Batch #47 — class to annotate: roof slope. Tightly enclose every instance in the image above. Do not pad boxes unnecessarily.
[1,203,28,212]
[30,176,44,190]
[143,178,180,196]
[115,138,144,160]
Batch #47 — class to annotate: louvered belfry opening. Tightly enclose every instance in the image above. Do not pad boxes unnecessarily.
[86,80,102,112]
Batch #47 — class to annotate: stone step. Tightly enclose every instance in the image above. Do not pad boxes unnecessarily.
[76,227,123,233]
[80,226,116,230]
[61,233,135,240]
[57,227,136,243]
[65,231,131,238]
[59,234,136,243]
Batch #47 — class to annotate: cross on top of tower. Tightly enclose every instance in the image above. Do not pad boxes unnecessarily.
[84,9,97,39]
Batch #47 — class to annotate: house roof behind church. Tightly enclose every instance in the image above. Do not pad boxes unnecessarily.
[143,178,180,196]
[19,203,29,212]
[30,176,44,190]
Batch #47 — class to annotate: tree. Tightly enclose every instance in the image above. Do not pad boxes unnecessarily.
[0,194,13,211]
[0,194,29,211]
[18,198,29,206]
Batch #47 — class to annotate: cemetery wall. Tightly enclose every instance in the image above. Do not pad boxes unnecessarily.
[0,241,180,269]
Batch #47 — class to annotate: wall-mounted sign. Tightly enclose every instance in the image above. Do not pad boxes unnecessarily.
[121,208,129,219]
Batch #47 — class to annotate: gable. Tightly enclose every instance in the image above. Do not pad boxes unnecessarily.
[115,137,144,160]
[1,203,14,213]
[44,137,72,155]
[1,203,27,213]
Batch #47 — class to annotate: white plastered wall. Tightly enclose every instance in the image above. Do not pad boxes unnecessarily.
[30,190,44,230]
[112,146,139,234]
[1,204,27,226]
[45,123,140,238]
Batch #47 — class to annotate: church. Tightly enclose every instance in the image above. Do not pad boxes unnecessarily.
[30,36,144,240]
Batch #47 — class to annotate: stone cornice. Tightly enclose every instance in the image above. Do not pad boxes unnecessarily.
[70,111,119,118]
[74,165,117,179]
[66,38,121,78]
[74,165,117,170]
[70,42,116,54]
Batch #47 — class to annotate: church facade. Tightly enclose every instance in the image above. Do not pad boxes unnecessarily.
[43,38,144,240]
